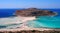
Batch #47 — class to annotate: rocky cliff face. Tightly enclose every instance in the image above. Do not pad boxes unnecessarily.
[15,8,57,17]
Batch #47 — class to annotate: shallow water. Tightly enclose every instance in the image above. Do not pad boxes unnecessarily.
[0,16,36,29]
[0,16,60,29]
[0,17,23,29]
[27,16,60,28]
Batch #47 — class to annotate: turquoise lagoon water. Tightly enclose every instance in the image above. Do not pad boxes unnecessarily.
[27,16,60,28]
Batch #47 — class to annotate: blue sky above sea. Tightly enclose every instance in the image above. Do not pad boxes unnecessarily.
[0,0,60,17]
[0,0,60,9]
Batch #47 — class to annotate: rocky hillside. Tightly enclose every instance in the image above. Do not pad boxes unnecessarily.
[15,8,57,17]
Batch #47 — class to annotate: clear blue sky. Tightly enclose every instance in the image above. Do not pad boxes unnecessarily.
[0,0,60,9]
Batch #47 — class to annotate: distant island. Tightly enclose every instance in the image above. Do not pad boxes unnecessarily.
[15,8,57,17]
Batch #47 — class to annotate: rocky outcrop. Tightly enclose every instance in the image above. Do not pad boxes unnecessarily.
[15,8,57,17]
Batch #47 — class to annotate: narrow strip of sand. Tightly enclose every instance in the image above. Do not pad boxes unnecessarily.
[0,27,54,31]
[17,16,36,22]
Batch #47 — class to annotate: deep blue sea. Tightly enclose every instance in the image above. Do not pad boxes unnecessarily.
[0,9,60,29]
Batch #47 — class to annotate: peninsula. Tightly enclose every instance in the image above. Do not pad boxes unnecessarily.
[15,8,57,17]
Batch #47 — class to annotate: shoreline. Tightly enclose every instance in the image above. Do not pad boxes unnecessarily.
[0,27,60,31]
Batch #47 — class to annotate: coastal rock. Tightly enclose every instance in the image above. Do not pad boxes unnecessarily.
[15,8,57,17]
